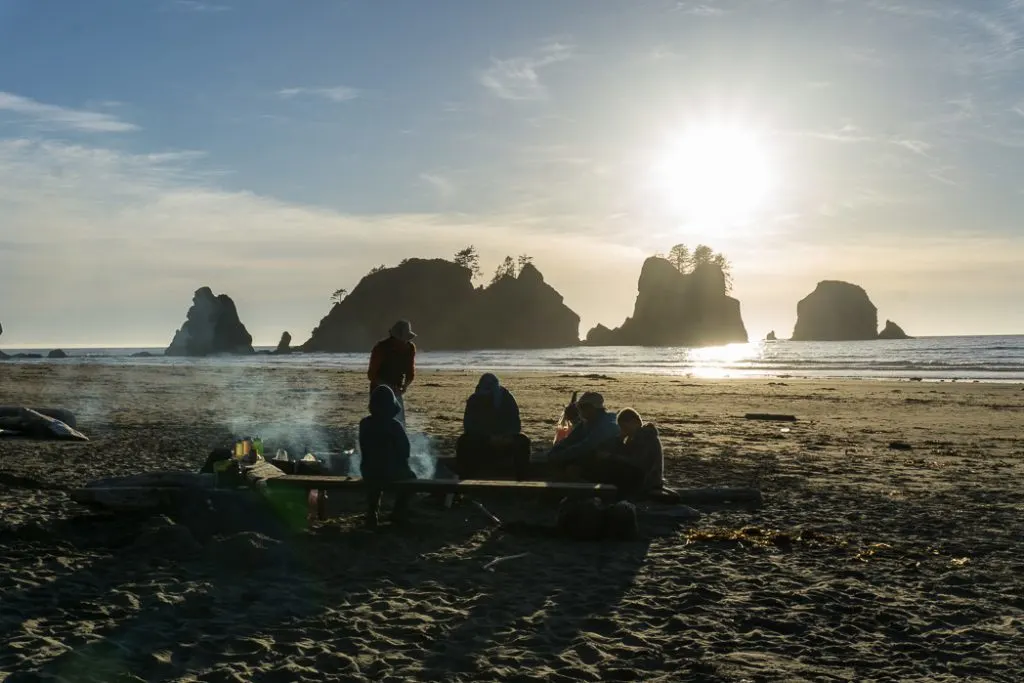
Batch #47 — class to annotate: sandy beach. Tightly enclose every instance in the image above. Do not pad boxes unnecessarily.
[1,363,1022,681]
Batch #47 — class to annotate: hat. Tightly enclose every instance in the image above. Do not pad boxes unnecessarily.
[389,319,416,342]
[577,391,604,410]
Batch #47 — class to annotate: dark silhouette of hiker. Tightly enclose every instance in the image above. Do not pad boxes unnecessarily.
[359,385,415,528]
[456,373,532,480]
[367,320,417,425]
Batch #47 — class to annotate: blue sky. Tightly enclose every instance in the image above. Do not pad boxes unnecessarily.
[1,0,1022,347]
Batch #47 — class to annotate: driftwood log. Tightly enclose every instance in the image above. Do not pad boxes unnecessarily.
[744,413,798,422]
[0,407,77,428]
[0,408,88,441]
[68,471,216,511]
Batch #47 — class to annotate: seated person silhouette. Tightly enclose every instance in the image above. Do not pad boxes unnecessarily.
[580,408,664,498]
[456,373,532,480]
[545,391,621,479]
[359,385,415,528]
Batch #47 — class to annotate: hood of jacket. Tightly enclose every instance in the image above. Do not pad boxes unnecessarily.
[369,385,401,419]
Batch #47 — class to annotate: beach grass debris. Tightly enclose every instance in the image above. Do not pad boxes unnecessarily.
[483,552,530,571]
[683,526,848,551]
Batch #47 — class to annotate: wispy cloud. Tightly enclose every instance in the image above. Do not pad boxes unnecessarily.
[795,123,875,144]
[166,0,231,12]
[478,42,574,101]
[675,2,729,17]
[891,138,932,156]
[419,172,457,200]
[277,86,360,103]
[0,91,138,133]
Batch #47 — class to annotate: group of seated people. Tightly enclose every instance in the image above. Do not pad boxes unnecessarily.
[359,373,664,527]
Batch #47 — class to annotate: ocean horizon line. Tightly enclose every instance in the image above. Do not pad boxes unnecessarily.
[3,332,1022,352]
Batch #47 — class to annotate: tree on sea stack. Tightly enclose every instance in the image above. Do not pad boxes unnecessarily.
[491,255,517,284]
[668,244,692,272]
[331,288,348,305]
[710,252,734,293]
[453,245,482,278]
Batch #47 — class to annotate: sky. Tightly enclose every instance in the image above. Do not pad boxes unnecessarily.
[1,0,1023,348]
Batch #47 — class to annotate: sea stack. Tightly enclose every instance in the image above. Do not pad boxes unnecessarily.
[274,331,293,354]
[585,257,747,346]
[300,258,580,351]
[164,287,255,357]
[791,281,878,341]
[878,319,911,340]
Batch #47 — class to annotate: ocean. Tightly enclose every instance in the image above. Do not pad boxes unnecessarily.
[3,335,1023,382]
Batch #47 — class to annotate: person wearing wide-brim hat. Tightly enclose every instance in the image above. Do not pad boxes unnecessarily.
[367,320,417,424]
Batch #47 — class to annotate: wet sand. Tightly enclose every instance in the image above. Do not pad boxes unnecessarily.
[1,363,1022,681]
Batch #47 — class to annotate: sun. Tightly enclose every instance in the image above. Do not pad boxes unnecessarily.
[650,124,775,227]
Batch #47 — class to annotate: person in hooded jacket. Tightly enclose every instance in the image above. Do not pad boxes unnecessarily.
[582,408,664,497]
[359,385,416,528]
[456,373,532,480]
[544,391,621,475]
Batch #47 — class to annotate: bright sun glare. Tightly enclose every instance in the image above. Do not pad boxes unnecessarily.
[651,124,775,227]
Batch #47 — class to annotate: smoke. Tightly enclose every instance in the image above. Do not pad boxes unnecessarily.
[345,410,438,480]
[7,358,439,481]
[408,431,438,479]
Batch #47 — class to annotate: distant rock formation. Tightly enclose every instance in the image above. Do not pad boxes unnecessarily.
[165,287,255,357]
[301,259,580,351]
[275,331,292,354]
[791,281,911,341]
[47,349,68,359]
[791,281,878,341]
[766,330,777,341]
[0,321,6,359]
[585,257,747,347]
[878,319,911,340]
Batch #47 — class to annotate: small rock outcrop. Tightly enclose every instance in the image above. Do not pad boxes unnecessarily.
[878,319,911,340]
[585,257,747,347]
[275,331,293,354]
[766,330,777,341]
[47,349,68,359]
[791,281,878,341]
[0,321,6,359]
[165,287,254,357]
[301,259,580,351]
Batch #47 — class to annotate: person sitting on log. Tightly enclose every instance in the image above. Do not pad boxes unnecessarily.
[456,373,532,480]
[579,408,664,498]
[359,385,416,528]
[545,391,620,479]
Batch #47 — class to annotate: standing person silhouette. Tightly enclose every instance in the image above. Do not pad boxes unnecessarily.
[367,320,417,425]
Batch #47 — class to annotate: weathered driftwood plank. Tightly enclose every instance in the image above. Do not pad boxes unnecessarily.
[744,413,797,422]
[0,407,77,428]
[243,458,287,491]
[68,470,217,511]
[69,486,202,511]
[84,471,215,490]
[262,474,620,500]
